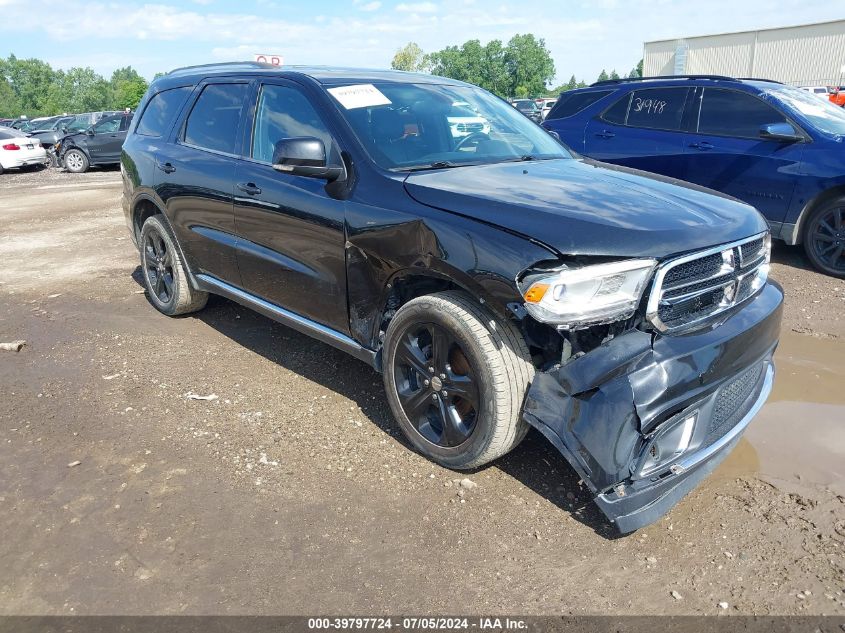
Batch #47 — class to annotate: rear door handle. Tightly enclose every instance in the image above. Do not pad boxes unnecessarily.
[594,130,615,139]
[156,161,176,173]
[689,141,714,151]
[236,182,262,196]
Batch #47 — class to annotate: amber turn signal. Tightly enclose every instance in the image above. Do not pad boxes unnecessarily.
[524,283,549,304]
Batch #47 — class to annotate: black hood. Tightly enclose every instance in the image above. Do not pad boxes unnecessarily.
[403,158,768,259]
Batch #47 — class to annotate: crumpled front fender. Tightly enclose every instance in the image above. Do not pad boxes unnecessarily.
[522,282,784,531]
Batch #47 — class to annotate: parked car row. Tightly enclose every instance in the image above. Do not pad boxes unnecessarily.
[543,75,845,277]
[0,110,132,173]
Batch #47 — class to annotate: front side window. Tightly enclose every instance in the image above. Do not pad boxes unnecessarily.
[93,118,120,134]
[251,84,334,163]
[697,88,787,138]
[136,86,191,138]
[183,83,248,154]
[331,82,570,170]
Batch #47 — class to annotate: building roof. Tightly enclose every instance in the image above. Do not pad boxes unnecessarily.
[644,18,845,45]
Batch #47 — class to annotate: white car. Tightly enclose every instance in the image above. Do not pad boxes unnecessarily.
[799,86,831,100]
[0,129,46,174]
[537,98,556,120]
[447,102,491,138]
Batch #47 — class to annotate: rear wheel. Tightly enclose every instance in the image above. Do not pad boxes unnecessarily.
[63,149,89,173]
[804,198,845,278]
[140,215,208,316]
[383,291,534,470]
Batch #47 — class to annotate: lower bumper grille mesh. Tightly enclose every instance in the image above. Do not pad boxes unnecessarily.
[705,363,764,446]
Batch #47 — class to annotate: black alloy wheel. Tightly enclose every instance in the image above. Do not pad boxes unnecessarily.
[393,323,480,448]
[143,228,175,304]
[806,202,845,276]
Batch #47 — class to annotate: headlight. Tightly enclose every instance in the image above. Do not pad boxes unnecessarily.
[520,259,656,327]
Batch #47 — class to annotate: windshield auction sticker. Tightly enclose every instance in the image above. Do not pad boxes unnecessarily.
[327,84,391,109]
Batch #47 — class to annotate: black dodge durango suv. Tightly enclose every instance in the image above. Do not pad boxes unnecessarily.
[122,63,783,532]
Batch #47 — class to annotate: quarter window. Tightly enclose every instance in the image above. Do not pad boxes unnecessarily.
[251,84,333,163]
[183,83,248,154]
[136,86,190,138]
[546,90,613,120]
[696,88,787,138]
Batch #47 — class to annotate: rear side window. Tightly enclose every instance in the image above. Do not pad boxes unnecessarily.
[546,90,612,120]
[183,83,248,154]
[136,86,190,138]
[602,87,688,131]
[696,88,788,138]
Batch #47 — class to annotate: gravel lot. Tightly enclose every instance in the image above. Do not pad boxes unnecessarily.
[0,168,843,615]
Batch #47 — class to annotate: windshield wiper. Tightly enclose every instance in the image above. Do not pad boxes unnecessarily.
[398,160,478,172]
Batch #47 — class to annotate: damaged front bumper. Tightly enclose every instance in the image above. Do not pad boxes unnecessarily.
[523,281,783,533]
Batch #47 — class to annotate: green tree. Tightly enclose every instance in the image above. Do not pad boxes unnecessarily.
[391,42,427,72]
[110,66,148,110]
[1,54,57,115]
[596,69,609,83]
[629,58,644,78]
[609,69,620,80]
[53,67,111,113]
[503,34,554,97]
[0,77,21,118]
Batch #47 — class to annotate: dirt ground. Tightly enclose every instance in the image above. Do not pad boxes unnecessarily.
[0,167,843,616]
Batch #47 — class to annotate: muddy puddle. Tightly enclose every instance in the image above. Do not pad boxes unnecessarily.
[714,332,845,496]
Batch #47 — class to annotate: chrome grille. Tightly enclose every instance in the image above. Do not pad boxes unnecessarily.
[647,233,770,333]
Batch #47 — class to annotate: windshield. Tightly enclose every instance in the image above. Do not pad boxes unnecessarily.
[331,82,569,170]
[769,86,845,136]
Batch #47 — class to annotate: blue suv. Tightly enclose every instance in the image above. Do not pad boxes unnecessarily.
[543,75,845,277]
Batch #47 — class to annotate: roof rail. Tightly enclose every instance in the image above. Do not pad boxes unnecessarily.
[163,61,274,77]
[735,77,784,84]
[590,74,739,86]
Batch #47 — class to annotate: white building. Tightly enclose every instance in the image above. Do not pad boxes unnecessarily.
[643,19,845,87]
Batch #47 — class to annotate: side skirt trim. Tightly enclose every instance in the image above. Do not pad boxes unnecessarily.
[195,273,378,368]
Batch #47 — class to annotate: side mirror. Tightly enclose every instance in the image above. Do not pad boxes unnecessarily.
[271,137,343,181]
[759,122,802,143]
[86,127,95,136]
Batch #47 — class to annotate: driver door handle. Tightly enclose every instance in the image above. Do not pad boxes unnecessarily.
[594,130,615,139]
[156,161,176,174]
[237,182,262,196]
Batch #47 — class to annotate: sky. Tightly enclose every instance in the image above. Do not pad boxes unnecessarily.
[0,0,842,84]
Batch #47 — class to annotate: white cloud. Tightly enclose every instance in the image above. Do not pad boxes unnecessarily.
[359,1,382,10]
[395,2,438,13]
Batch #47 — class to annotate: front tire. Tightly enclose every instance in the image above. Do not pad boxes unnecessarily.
[140,215,208,316]
[803,198,845,278]
[383,291,534,470]
[63,149,89,173]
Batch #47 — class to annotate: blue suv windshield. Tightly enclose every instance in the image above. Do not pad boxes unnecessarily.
[768,85,845,136]
[330,82,570,170]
